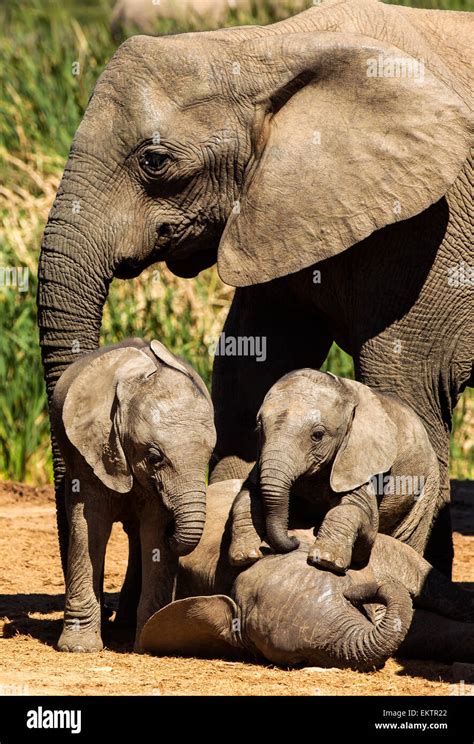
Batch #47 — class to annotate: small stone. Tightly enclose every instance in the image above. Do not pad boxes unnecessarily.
[90,666,113,672]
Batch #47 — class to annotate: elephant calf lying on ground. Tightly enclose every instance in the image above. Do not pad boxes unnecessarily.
[229,370,439,573]
[140,480,474,670]
[51,338,216,652]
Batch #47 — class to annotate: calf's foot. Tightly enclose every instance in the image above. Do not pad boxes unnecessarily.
[307,538,352,574]
[229,530,264,566]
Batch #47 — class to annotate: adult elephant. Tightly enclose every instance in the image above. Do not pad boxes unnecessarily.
[37,0,473,577]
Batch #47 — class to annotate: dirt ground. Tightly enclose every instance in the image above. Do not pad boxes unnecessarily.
[1,480,473,696]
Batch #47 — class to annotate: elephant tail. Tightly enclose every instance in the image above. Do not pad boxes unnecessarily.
[334,580,413,671]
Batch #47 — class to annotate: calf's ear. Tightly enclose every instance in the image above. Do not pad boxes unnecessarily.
[139,595,243,659]
[149,339,211,402]
[149,339,190,376]
[330,380,398,493]
[62,347,155,493]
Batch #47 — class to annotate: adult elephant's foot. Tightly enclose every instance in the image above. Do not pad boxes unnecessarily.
[57,625,103,653]
[229,531,264,566]
[307,538,351,574]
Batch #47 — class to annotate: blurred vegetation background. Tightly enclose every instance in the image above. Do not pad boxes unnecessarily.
[0,0,472,483]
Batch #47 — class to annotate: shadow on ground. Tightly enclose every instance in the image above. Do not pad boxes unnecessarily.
[395,659,467,685]
[0,591,135,652]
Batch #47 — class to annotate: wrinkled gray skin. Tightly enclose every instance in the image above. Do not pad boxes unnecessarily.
[37,0,473,580]
[229,369,440,574]
[51,338,216,652]
[140,481,474,670]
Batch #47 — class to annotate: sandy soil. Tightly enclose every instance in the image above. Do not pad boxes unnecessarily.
[1,480,473,696]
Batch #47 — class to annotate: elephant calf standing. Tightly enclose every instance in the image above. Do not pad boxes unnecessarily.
[51,338,216,652]
[230,369,439,573]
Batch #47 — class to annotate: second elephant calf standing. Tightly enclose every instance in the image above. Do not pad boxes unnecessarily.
[230,369,440,573]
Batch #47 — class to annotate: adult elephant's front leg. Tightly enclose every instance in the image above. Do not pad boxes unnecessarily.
[211,282,333,482]
[58,481,112,652]
[357,347,456,577]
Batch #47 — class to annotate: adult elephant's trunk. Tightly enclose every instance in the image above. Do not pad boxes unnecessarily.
[168,477,207,557]
[335,581,413,671]
[38,192,114,574]
[259,448,301,553]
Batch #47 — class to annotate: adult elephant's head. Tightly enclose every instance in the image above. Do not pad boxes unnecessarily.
[39,29,261,542]
[38,30,257,403]
[38,19,471,555]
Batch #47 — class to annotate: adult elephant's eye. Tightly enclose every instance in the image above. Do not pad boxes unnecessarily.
[311,429,324,442]
[149,448,165,467]
[140,150,169,176]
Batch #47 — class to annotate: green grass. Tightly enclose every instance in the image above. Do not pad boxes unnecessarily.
[0,0,472,483]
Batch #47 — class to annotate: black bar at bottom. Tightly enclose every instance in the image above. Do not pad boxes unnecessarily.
[0,695,472,742]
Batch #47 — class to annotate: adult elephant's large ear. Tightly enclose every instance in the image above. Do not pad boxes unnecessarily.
[62,347,156,493]
[218,31,472,286]
[139,595,243,659]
